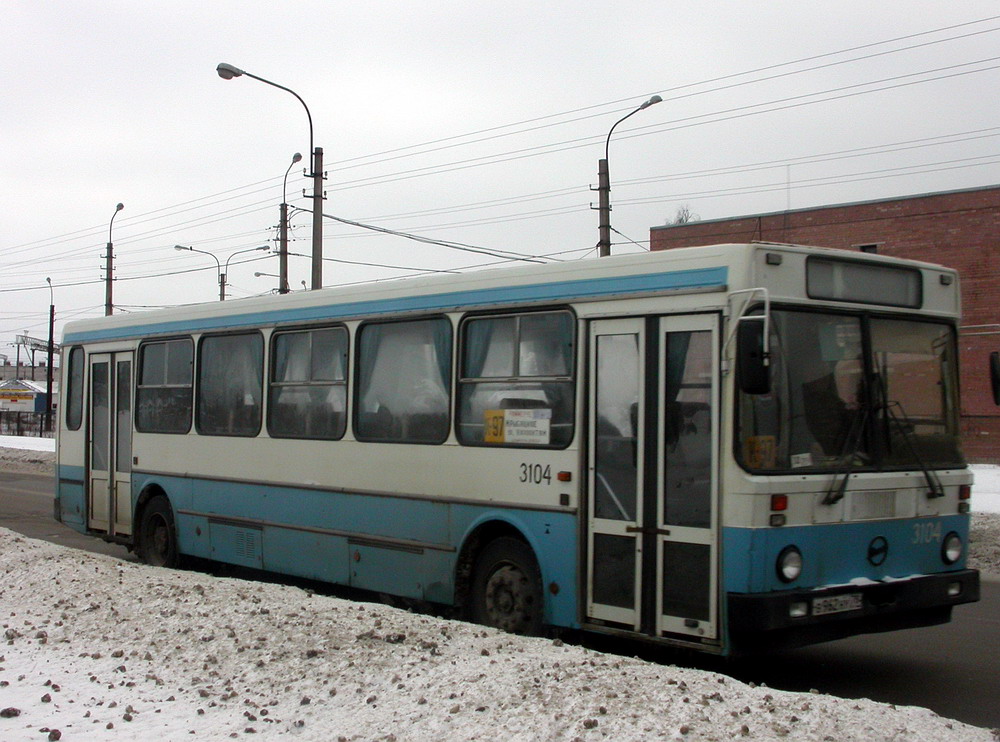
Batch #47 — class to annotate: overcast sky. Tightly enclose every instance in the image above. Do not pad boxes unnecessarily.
[3,2,999,359]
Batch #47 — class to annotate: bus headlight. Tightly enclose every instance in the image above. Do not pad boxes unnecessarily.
[777,545,803,583]
[941,532,963,565]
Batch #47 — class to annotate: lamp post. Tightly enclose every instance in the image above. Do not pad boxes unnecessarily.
[280,152,302,295]
[45,277,55,434]
[105,203,124,315]
[254,271,281,294]
[224,245,271,298]
[597,95,662,258]
[175,245,270,301]
[217,63,324,290]
[174,245,222,300]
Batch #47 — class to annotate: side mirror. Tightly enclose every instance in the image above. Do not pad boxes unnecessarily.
[737,319,770,395]
[991,351,1000,406]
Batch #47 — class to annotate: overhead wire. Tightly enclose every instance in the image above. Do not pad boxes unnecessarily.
[3,16,999,298]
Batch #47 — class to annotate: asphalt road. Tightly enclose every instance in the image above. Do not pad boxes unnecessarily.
[2,469,998,730]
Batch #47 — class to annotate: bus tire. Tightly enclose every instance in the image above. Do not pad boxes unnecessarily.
[137,497,181,568]
[470,537,543,635]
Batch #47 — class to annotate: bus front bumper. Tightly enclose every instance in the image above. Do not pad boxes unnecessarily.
[727,569,979,653]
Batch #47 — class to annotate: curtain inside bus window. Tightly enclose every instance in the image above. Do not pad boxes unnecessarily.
[312,328,346,381]
[269,328,347,440]
[356,319,451,443]
[467,317,514,377]
[520,312,574,376]
[197,333,263,437]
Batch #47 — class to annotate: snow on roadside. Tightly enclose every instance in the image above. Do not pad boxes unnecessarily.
[0,435,54,453]
[0,528,992,742]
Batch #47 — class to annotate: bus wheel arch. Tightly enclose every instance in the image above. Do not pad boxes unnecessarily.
[458,523,544,635]
[135,488,181,569]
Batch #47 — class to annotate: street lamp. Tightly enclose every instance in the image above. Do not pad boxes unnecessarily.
[596,95,662,257]
[175,245,222,301]
[279,152,302,295]
[217,63,324,290]
[105,203,124,315]
[45,277,54,434]
[224,245,271,298]
[175,245,270,301]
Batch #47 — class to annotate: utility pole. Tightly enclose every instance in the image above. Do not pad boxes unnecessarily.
[105,203,124,316]
[279,201,290,294]
[597,158,611,258]
[311,146,324,290]
[45,278,54,433]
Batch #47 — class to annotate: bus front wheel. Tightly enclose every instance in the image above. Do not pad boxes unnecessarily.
[470,537,543,635]
[137,497,180,568]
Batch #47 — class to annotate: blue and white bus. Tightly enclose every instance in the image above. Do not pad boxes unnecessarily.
[55,243,979,655]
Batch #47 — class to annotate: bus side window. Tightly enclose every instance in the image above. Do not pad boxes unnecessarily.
[457,310,575,448]
[65,346,86,431]
[136,338,194,434]
[355,318,452,444]
[197,333,263,437]
[269,327,348,440]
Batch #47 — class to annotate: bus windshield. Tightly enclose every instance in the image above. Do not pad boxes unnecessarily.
[738,309,962,472]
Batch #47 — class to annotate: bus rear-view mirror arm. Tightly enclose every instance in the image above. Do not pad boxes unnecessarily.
[737,317,771,395]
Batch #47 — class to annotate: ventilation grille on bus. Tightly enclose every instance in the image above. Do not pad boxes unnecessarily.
[849,491,896,520]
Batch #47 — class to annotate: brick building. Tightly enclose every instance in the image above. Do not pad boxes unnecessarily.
[650,184,1000,463]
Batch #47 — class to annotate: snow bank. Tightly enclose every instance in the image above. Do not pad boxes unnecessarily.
[0,435,54,453]
[0,528,992,741]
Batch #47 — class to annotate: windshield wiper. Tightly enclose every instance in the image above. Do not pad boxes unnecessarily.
[822,404,870,506]
[883,400,945,498]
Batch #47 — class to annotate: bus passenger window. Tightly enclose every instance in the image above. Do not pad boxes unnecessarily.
[458,311,574,448]
[355,318,451,444]
[136,338,193,434]
[65,346,85,431]
[197,333,263,437]
[269,327,348,440]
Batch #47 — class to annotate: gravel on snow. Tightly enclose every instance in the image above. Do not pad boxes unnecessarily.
[0,528,996,742]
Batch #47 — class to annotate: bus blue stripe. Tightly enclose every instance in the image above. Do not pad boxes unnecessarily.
[64,265,727,343]
[722,516,972,594]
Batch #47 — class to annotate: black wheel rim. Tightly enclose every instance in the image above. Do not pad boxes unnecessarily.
[147,513,171,566]
[483,562,535,634]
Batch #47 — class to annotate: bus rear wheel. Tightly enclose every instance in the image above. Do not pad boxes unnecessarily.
[470,537,543,635]
[137,497,180,568]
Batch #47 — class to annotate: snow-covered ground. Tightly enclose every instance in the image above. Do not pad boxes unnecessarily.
[1,435,998,740]
[0,434,55,453]
[0,527,994,742]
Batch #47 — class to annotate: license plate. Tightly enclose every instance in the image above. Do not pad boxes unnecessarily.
[812,593,863,616]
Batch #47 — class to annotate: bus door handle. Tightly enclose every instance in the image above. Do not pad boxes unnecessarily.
[625,525,671,536]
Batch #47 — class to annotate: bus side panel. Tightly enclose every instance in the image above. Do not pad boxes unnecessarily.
[56,464,87,528]
[723,514,973,594]
[452,505,579,629]
[141,473,579,622]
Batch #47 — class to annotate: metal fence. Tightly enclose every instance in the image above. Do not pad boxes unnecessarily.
[0,411,54,438]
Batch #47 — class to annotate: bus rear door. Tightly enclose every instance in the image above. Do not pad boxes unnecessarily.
[88,352,134,537]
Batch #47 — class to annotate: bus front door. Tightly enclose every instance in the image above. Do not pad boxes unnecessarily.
[587,316,719,642]
[87,352,134,537]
